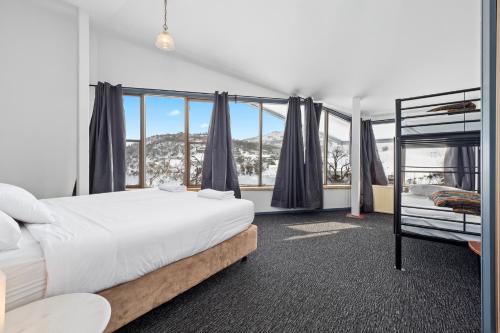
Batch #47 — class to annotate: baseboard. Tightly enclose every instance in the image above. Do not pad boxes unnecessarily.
[255,207,351,216]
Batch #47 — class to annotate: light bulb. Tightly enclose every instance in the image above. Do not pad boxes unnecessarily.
[155,31,175,51]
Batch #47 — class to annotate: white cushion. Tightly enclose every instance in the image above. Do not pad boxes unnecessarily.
[0,210,21,250]
[408,184,465,197]
[0,183,55,224]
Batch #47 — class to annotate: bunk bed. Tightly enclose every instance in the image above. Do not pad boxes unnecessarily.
[394,87,481,270]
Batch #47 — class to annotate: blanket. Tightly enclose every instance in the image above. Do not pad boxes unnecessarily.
[427,101,476,114]
[430,190,480,215]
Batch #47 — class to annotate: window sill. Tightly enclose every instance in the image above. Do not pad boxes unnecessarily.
[127,184,352,191]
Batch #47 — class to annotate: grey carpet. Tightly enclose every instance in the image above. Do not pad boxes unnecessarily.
[117,212,480,333]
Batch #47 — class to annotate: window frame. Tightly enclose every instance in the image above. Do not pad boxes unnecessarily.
[123,92,352,189]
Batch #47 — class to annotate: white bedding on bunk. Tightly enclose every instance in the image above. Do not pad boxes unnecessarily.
[0,227,46,310]
[402,112,480,135]
[401,193,481,241]
[26,189,254,297]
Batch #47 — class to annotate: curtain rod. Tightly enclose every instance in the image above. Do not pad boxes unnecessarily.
[89,83,292,104]
[88,83,352,120]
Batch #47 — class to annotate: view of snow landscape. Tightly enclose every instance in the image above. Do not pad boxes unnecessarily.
[124,96,452,188]
[125,130,352,187]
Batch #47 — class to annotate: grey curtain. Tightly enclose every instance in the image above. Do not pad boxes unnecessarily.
[271,97,306,208]
[201,91,241,198]
[360,120,388,212]
[89,82,126,194]
[444,147,476,190]
[304,98,323,209]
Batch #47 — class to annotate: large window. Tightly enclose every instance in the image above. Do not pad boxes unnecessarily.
[124,95,141,187]
[372,122,395,184]
[326,114,351,184]
[144,96,185,187]
[123,92,351,188]
[261,104,286,185]
[188,100,212,186]
[230,102,260,185]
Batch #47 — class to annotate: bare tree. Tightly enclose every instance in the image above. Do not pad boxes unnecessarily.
[327,145,351,184]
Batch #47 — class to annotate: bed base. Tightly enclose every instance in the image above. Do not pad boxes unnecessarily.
[98,224,258,332]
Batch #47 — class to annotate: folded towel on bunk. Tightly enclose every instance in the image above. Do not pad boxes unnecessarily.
[430,190,480,215]
[158,184,187,192]
[197,189,235,200]
[427,101,477,114]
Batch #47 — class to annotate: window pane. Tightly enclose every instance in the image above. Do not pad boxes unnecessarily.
[124,95,140,140]
[403,147,447,186]
[189,143,205,186]
[319,111,326,177]
[373,123,395,184]
[189,100,212,143]
[125,141,140,186]
[327,114,351,184]
[145,96,185,187]
[230,102,259,185]
[262,103,286,185]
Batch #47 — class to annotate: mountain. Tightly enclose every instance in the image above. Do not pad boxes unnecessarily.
[126,131,284,187]
[246,131,284,146]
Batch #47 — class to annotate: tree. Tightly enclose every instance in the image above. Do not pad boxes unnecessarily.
[327,144,351,184]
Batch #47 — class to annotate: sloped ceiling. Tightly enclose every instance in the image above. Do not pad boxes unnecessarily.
[61,0,481,116]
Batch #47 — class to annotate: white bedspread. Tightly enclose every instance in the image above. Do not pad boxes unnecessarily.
[26,189,254,296]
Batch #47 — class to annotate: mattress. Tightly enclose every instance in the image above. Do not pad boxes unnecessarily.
[401,193,481,242]
[26,189,254,297]
[0,227,46,310]
[401,110,480,136]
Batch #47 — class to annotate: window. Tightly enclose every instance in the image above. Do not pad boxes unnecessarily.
[144,96,185,187]
[261,104,286,185]
[326,114,351,184]
[230,102,260,185]
[123,91,351,189]
[372,122,395,184]
[124,95,141,187]
[188,100,213,186]
[403,147,447,186]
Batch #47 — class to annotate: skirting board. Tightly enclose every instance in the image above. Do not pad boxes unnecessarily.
[99,225,258,332]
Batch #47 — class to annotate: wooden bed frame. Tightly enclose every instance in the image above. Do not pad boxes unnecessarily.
[98,225,258,332]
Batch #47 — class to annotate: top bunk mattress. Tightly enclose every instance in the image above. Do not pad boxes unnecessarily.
[26,189,255,297]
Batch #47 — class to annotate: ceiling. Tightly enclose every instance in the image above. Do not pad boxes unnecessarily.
[61,0,481,116]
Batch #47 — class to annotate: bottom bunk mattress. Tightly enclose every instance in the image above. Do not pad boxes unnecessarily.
[22,189,254,299]
[401,192,481,242]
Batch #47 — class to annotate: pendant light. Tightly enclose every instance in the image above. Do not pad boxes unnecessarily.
[155,0,175,51]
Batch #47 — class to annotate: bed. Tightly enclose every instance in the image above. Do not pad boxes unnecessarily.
[0,189,257,332]
[394,87,481,270]
[401,192,481,242]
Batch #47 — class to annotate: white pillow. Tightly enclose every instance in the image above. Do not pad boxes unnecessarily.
[0,183,55,224]
[0,210,21,250]
[408,184,465,197]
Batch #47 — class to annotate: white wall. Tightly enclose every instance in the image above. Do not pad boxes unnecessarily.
[242,188,350,213]
[91,30,286,98]
[0,0,78,198]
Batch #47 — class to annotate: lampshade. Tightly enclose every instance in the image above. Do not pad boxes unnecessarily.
[155,31,175,51]
[0,270,5,331]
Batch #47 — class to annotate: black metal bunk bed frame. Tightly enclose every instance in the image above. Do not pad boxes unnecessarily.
[394,87,481,270]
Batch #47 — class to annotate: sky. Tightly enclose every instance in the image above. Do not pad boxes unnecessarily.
[123,95,285,140]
